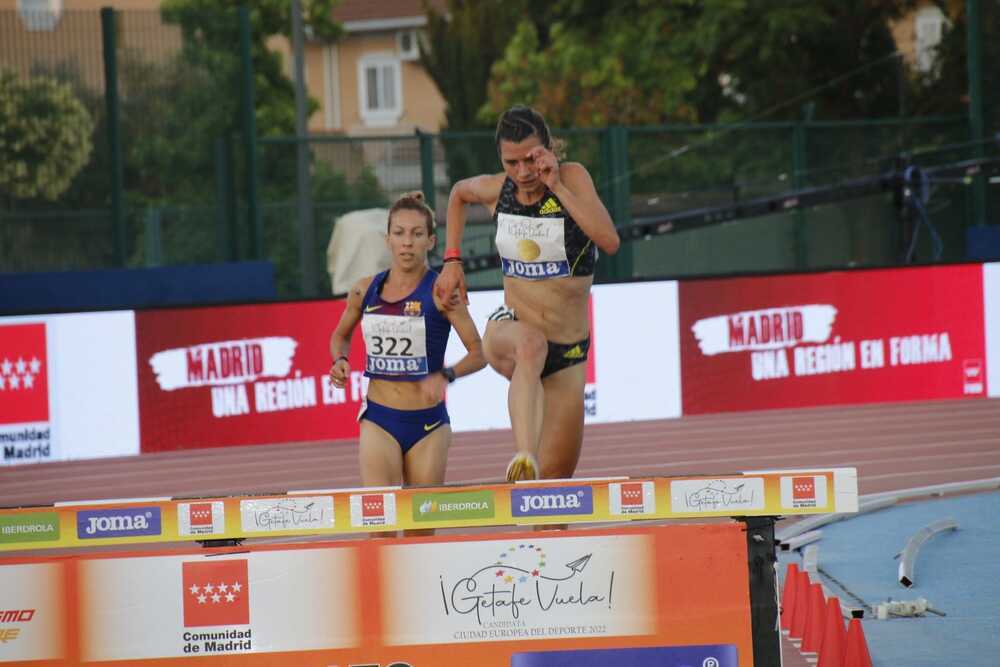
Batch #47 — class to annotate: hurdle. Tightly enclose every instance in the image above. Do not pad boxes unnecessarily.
[0,467,857,666]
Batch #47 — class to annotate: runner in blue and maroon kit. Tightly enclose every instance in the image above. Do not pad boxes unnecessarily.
[329,192,484,497]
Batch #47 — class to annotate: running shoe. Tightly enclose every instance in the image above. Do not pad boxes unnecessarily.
[506,452,539,482]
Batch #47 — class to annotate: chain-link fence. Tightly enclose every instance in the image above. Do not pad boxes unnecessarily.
[2,6,998,299]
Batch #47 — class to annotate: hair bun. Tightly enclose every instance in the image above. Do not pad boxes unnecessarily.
[400,190,424,202]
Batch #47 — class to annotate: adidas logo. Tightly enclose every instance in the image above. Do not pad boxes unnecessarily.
[562,345,584,359]
[538,197,562,215]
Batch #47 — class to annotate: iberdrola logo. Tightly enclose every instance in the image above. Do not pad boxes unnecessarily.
[412,490,494,522]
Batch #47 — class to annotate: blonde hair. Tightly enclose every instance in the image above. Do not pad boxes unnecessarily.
[387,191,436,235]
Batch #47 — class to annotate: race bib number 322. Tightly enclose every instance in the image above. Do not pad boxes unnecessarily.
[362,313,429,375]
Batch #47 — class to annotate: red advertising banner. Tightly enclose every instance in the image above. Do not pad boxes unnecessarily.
[0,523,757,666]
[0,323,49,425]
[136,300,366,451]
[679,265,986,414]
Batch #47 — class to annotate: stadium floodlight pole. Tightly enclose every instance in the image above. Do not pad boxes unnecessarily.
[292,0,317,296]
[966,0,986,227]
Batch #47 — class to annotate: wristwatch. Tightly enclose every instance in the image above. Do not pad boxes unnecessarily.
[440,367,456,384]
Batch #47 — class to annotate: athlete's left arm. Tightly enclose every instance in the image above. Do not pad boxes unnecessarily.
[418,297,486,403]
[441,300,486,379]
[551,162,620,255]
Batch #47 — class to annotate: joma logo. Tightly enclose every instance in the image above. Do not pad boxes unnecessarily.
[85,513,149,535]
[77,507,161,539]
[518,492,581,513]
[511,486,593,517]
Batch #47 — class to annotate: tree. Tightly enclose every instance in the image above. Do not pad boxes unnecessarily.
[481,6,703,128]
[481,1,918,127]
[420,0,525,181]
[909,0,999,131]
[421,0,524,131]
[0,69,94,202]
[160,0,341,138]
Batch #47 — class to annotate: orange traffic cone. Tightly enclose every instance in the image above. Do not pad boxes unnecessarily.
[817,597,847,667]
[790,570,812,641]
[802,582,827,654]
[780,563,800,633]
[844,617,874,667]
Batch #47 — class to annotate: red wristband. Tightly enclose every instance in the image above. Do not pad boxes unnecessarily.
[443,248,462,261]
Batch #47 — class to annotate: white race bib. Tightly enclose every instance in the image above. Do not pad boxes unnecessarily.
[362,313,428,376]
[495,212,569,280]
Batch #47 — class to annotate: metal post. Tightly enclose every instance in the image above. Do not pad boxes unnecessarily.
[417,130,436,212]
[100,7,126,267]
[239,6,263,259]
[608,125,632,281]
[214,136,238,261]
[966,0,987,226]
[291,0,316,295]
[743,516,782,667]
[792,122,809,269]
[144,207,162,267]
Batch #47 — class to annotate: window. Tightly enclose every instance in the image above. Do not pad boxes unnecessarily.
[358,54,402,127]
[915,6,946,73]
[18,0,61,31]
[397,29,419,61]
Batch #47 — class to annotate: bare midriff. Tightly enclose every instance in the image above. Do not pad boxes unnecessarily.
[366,378,436,410]
[502,274,592,343]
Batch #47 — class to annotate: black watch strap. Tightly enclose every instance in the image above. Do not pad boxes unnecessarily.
[440,367,456,383]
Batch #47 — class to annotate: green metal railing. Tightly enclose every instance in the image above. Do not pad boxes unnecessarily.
[2,6,998,300]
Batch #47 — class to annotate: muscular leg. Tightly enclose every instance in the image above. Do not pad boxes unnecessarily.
[537,363,587,479]
[401,425,451,537]
[483,320,546,462]
[358,420,404,538]
[403,425,451,487]
[359,420,404,486]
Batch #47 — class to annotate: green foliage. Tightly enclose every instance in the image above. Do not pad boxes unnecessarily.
[909,0,1000,132]
[421,0,524,180]
[481,1,917,127]
[312,161,386,204]
[0,69,94,201]
[477,0,935,212]
[694,0,916,122]
[160,0,340,139]
[421,0,519,131]
[481,12,701,128]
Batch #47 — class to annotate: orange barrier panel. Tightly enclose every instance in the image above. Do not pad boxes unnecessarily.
[0,523,757,666]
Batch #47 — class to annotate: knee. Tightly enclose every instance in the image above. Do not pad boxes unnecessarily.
[514,331,547,371]
[540,459,575,480]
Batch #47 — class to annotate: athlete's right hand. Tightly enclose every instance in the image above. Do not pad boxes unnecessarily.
[435,261,468,309]
[329,359,350,388]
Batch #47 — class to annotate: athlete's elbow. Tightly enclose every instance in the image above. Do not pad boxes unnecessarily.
[600,231,621,255]
[469,345,487,373]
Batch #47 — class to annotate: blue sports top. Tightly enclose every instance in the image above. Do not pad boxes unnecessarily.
[492,176,597,280]
[360,269,450,380]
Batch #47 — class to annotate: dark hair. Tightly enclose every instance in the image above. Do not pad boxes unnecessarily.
[387,191,436,235]
[494,105,565,158]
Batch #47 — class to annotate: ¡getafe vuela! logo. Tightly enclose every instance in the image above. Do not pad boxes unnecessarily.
[438,543,612,628]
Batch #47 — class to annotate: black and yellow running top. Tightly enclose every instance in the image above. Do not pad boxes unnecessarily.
[492,177,597,280]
